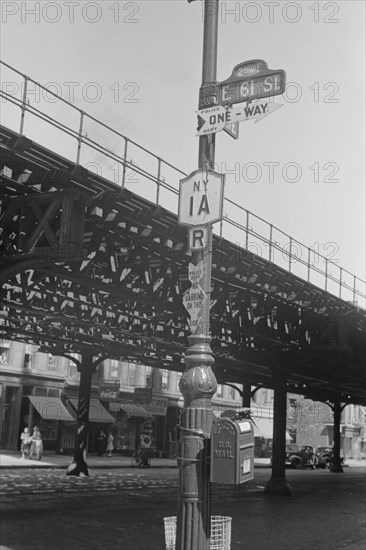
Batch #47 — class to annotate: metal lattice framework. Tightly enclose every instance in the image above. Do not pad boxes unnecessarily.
[1,61,366,405]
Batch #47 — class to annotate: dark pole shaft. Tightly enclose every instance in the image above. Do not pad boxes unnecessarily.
[198,0,218,170]
[264,368,291,496]
[330,401,344,472]
[176,2,219,549]
[67,352,93,476]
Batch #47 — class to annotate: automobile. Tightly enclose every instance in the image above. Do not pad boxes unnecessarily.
[285,444,317,469]
[315,446,344,469]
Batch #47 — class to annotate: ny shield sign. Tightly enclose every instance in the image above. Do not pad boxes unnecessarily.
[178,169,224,226]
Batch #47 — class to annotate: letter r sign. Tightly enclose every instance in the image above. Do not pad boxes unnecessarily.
[188,225,209,250]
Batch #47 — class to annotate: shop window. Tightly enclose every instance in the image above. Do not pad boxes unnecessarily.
[161,370,169,391]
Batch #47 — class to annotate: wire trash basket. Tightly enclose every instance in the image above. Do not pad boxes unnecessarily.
[163,515,232,550]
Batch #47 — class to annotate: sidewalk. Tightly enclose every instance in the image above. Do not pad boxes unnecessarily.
[0,451,178,470]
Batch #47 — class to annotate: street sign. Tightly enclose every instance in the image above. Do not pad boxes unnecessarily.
[224,122,239,140]
[183,283,207,333]
[188,225,209,250]
[197,101,282,136]
[188,261,203,283]
[218,59,286,106]
[178,169,224,226]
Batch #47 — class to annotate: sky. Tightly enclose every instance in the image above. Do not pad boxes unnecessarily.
[1,0,365,302]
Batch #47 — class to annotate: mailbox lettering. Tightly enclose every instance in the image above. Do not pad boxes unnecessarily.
[214,449,234,459]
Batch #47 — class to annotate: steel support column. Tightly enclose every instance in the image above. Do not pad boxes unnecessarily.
[330,401,344,473]
[242,385,252,408]
[264,368,291,496]
[67,352,93,476]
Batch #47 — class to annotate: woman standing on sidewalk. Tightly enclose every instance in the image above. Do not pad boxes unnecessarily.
[29,426,43,460]
[106,432,114,457]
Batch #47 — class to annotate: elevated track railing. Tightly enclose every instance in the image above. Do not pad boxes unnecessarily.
[0,60,365,308]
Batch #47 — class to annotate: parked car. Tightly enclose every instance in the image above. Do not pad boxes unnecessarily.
[315,446,344,469]
[285,444,317,469]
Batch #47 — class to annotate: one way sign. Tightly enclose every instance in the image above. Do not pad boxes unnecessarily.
[196,101,282,136]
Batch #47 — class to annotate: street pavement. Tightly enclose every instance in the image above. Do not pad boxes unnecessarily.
[0,452,365,550]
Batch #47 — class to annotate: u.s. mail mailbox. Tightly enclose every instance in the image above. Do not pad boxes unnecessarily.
[210,417,254,485]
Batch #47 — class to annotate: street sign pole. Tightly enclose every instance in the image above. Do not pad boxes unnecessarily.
[176,1,219,549]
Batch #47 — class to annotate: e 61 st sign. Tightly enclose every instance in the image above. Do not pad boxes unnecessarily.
[218,59,286,105]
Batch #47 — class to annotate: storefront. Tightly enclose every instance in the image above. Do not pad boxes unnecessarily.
[27,394,74,451]
[99,386,170,456]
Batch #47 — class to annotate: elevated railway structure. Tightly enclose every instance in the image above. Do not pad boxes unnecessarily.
[1,61,365,477]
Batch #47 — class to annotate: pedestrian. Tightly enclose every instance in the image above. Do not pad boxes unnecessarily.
[97,430,107,456]
[106,432,114,457]
[29,426,43,460]
[20,427,32,459]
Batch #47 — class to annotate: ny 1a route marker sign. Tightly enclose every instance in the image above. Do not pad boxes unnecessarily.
[197,101,283,136]
[218,59,286,106]
[178,169,224,226]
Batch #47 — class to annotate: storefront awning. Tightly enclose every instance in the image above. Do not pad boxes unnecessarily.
[120,403,152,418]
[69,398,115,423]
[29,396,74,422]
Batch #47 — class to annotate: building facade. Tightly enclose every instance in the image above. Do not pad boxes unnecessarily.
[1,339,364,459]
[0,340,243,457]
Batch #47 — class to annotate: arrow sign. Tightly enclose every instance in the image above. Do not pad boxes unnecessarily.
[196,102,283,136]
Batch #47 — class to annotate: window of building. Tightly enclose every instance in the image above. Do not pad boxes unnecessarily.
[0,340,10,365]
[161,370,169,391]
[110,360,121,380]
[24,344,33,369]
[68,354,80,379]
[146,366,153,387]
[34,387,48,396]
[128,363,137,387]
[228,386,236,400]
[34,387,61,398]
[288,429,297,443]
[48,354,57,371]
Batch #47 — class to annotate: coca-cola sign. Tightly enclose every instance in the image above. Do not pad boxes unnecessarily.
[99,384,120,402]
